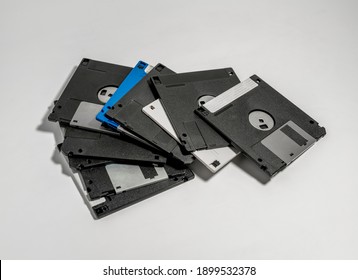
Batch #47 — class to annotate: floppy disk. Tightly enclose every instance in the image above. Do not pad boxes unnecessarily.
[150,68,240,152]
[96,61,152,129]
[79,163,188,200]
[196,75,326,177]
[60,126,166,165]
[79,164,168,200]
[105,64,195,165]
[51,59,153,146]
[143,99,240,173]
[48,58,131,124]
[80,165,195,219]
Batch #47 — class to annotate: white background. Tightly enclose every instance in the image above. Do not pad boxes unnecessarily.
[0,0,357,259]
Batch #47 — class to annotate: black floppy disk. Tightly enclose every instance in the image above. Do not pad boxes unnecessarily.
[105,64,195,165]
[48,58,154,146]
[196,75,326,177]
[48,58,132,124]
[87,165,194,219]
[150,68,240,152]
[79,163,189,200]
[60,126,167,165]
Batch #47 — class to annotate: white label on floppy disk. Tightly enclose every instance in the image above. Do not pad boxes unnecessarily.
[105,164,168,193]
[203,78,258,113]
[142,99,239,173]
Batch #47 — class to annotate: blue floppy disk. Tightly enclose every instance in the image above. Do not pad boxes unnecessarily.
[96,60,152,129]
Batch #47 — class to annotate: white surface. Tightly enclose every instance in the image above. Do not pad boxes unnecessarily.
[143,99,239,173]
[0,0,357,259]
